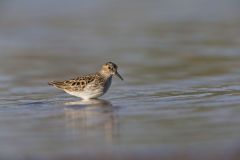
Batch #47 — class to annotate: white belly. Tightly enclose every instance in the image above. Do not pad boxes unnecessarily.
[65,77,112,99]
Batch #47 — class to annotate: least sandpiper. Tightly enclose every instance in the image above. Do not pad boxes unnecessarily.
[48,62,123,99]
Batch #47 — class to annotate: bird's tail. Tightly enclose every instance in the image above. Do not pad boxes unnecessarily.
[48,81,65,89]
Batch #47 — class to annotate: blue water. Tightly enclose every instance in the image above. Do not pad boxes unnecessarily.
[1,0,240,159]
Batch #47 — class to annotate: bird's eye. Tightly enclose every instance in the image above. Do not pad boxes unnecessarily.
[108,66,111,70]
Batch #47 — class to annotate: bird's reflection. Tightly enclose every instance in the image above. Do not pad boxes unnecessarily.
[64,99,119,143]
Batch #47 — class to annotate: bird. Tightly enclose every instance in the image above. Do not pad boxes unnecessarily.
[48,62,123,99]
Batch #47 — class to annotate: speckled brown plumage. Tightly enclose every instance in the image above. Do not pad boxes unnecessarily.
[48,73,105,92]
[48,62,123,99]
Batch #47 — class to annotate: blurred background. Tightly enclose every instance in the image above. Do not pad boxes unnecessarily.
[1,0,240,159]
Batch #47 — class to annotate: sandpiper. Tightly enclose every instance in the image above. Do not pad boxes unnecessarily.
[48,62,123,99]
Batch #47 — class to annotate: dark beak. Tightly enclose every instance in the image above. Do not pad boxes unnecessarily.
[115,71,124,81]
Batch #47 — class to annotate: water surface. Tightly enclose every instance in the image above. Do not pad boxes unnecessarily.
[1,0,240,159]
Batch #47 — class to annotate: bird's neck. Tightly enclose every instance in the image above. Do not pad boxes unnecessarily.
[98,70,112,80]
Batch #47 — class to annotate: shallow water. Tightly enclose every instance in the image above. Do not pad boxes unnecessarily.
[1,0,240,159]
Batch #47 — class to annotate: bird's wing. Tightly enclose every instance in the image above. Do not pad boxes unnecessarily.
[49,74,97,91]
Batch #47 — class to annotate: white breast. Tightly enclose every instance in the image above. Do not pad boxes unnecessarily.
[65,77,112,99]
